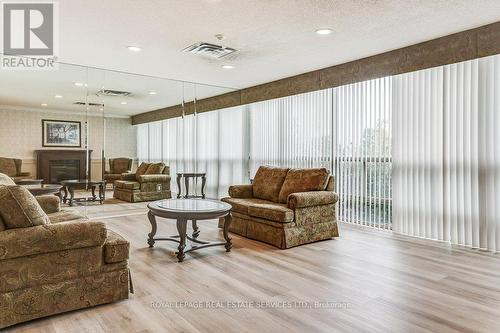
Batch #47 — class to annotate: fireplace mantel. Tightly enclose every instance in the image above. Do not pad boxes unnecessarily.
[35,150,92,184]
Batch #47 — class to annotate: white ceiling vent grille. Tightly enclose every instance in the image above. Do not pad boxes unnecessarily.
[96,89,131,97]
[73,102,104,107]
[183,42,236,59]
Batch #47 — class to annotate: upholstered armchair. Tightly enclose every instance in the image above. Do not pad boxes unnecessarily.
[0,157,31,181]
[104,158,133,187]
[0,181,130,329]
[113,162,172,202]
[220,166,339,249]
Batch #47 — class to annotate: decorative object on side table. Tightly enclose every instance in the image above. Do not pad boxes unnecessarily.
[176,172,206,199]
[42,119,81,147]
[147,198,232,262]
[60,179,106,206]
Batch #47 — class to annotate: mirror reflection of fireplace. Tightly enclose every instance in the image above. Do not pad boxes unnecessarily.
[49,160,81,183]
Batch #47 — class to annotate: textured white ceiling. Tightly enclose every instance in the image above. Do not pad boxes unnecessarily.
[1,0,500,117]
[58,0,500,89]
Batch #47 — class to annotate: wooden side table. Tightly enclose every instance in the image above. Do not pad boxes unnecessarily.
[176,173,206,199]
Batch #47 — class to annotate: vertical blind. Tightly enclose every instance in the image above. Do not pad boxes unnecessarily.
[137,53,500,251]
[393,54,500,252]
[334,78,392,229]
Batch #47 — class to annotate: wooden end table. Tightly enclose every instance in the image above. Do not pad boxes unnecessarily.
[23,184,62,197]
[176,173,206,199]
[147,198,232,262]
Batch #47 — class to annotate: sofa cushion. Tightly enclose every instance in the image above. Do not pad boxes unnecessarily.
[0,172,16,185]
[0,186,50,229]
[135,162,151,181]
[104,230,130,263]
[115,180,140,190]
[252,166,289,202]
[278,168,330,203]
[145,162,165,175]
[48,210,87,224]
[221,197,273,215]
[112,158,131,174]
[248,202,294,223]
[0,158,17,177]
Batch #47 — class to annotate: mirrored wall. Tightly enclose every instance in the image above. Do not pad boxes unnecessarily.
[0,59,235,217]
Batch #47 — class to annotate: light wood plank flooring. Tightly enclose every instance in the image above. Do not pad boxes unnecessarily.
[6,199,500,333]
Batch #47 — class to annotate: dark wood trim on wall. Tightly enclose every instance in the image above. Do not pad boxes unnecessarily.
[132,21,500,125]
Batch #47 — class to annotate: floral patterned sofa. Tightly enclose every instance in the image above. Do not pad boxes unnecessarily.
[0,157,31,182]
[0,173,130,329]
[219,166,339,249]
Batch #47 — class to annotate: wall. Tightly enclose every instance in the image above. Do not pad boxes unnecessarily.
[0,108,137,180]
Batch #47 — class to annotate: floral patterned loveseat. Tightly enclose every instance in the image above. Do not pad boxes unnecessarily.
[220,166,339,249]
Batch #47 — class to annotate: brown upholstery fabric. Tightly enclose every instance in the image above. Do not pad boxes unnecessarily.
[0,186,50,229]
[0,221,107,260]
[135,162,151,181]
[221,197,273,215]
[137,174,171,183]
[248,202,294,223]
[115,180,140,190]
[36,195,61,214]
[228,184,254,198]
[287,191,338,210]
[278,168,330,203]
[48,210,86,224]
[0,158,17,177]
[121,173,137,181]
[325,175,335,191]
[0,217,5,232]
[0,173,15,185]
[252,166,289,202]
[104,230,130,264]
[145,162,165,175]
[111,158,132,174]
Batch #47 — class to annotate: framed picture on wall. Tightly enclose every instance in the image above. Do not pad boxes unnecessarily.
[42,119,82,147]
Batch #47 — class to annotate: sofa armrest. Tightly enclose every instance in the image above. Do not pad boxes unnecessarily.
[228,184,253,198]
[121,172,137,181]
[0,221,107,261]
[138,174,171,183]
[36,195,61,214]
[18,172,31,177]
[287,191,339,210]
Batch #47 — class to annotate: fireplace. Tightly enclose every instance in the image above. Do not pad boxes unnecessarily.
[49,160,80,183]
[35,150,92,184]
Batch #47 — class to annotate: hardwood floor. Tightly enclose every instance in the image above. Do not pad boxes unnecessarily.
[6,200,500,333]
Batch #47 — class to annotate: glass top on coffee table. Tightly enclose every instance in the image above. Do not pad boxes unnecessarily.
[151,198,230,213]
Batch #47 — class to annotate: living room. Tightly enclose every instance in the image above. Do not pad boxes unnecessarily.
[1,1,500,332]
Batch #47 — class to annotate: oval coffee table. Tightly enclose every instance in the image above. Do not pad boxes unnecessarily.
[147,199,233,262]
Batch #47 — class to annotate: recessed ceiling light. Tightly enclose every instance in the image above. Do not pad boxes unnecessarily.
[148,91,157,95]
[41,103,48,107]
[74,82,88,87]
[121,101,127,105]
[126,46,141,52]
[222,65,234,69]
[55,95,63,98]
[315,28,333,35]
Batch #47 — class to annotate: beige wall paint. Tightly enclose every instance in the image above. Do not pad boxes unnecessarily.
[0,108,137,180]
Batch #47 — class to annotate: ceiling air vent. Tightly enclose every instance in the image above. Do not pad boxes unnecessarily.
[96,89,131,97]
[73,102,104,107]
[183,42,236,59]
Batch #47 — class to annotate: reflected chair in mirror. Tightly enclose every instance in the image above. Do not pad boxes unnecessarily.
[104,158,133,188]
[0,157,31,182]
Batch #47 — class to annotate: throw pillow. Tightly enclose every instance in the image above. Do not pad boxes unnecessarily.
[252,166,290,202]
[0,185,50,229]
[278,168,330,203]
[135,162,151,181]
[145,162,166,175]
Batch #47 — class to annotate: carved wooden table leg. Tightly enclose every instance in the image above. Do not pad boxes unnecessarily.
[176,174,182,198]
[68,186,75,206]
[176,219,188,262]
[223,212,233,252]
[99,183,105,204]
[201,175,206,199]
[192,219,200,239]
[184,176,189,198]
[91,185,97,201]
[147,211,157,247]
[62,186,68,203]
